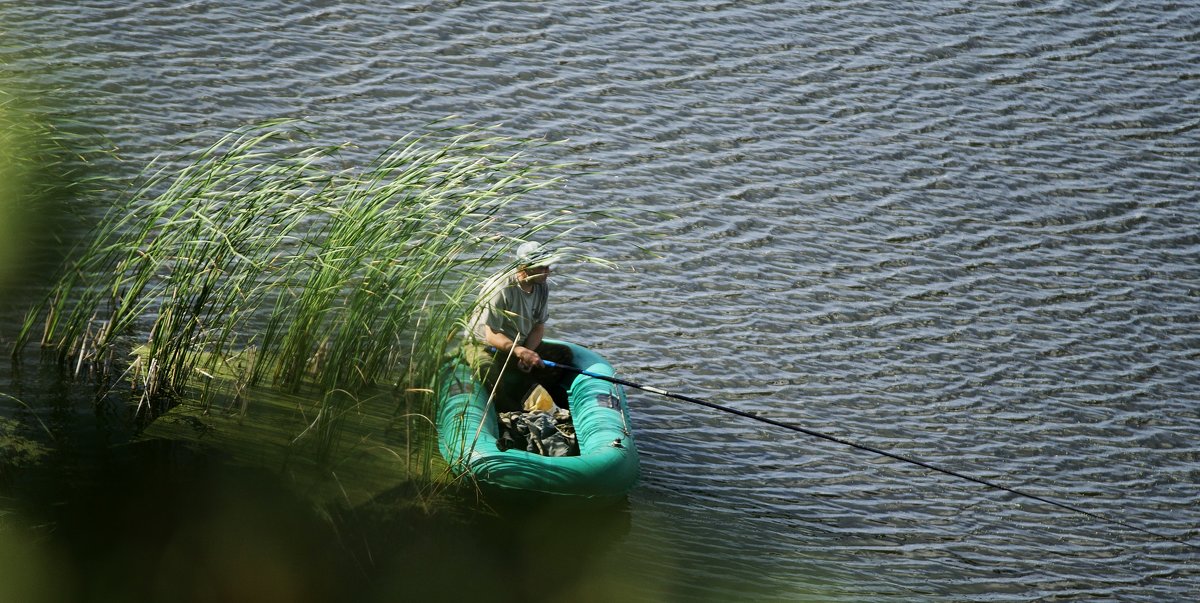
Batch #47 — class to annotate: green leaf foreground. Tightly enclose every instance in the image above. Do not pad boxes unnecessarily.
[13,119,612,504]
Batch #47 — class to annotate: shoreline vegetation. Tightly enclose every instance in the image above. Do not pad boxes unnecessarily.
[9,118,606,508]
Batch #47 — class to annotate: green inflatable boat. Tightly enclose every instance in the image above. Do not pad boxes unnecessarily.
[437,340,639,499]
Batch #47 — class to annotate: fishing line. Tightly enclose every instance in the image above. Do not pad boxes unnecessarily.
[543,360,1198,552]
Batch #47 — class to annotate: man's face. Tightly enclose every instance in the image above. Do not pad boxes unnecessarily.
[519,265,551,284]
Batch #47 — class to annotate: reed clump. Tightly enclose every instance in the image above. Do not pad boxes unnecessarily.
[14,119,587,468]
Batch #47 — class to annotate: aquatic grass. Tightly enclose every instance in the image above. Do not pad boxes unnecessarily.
[14,119,599,471]
[26,124,338,394]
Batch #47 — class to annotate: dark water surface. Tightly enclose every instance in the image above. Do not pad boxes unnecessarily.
[2,1,1198,601]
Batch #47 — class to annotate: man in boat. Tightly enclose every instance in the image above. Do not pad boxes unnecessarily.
[465,241,573,411]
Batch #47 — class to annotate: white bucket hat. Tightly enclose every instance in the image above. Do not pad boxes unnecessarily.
[515,241,562,268]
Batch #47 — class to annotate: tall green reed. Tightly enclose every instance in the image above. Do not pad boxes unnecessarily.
[14,119,591,466]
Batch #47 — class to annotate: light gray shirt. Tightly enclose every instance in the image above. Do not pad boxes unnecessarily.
[468,272,549,345]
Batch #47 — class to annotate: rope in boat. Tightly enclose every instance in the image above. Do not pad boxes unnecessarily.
[543,360,1199,552]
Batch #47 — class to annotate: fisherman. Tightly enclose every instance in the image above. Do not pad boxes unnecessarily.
[465,241,572,412]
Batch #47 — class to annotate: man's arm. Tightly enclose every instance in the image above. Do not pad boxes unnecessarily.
[523,322,545,352]
[484,324,543,368]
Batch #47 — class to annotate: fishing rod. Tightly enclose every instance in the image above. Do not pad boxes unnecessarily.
[543,359,1199,552]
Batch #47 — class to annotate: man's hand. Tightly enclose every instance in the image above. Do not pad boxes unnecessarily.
[514,345,542,371]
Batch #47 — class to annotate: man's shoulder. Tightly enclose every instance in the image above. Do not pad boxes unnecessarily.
[482,272,518,294]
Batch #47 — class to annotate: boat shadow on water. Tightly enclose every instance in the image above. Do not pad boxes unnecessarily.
[338,481,636,602]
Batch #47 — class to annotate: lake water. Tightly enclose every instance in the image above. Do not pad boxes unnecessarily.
[2,1,1198,601]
